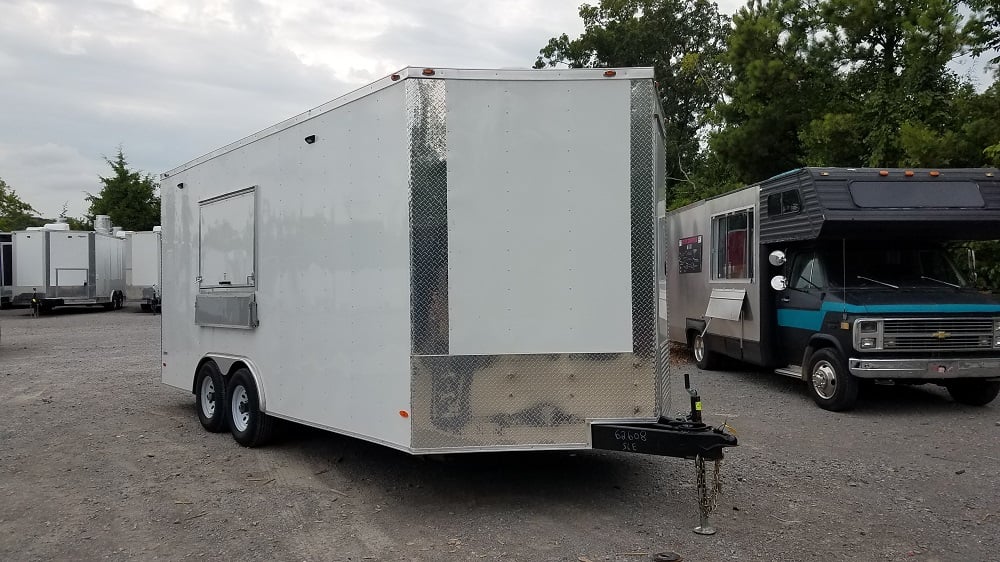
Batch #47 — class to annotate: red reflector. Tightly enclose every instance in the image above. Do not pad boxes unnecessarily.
[929,170,940,177]
[390,74,400,81]
[603,70,617,77]
[879,170,889,176]
[399,410,410,418]
[422,68,435,76]
[904,170,914,177]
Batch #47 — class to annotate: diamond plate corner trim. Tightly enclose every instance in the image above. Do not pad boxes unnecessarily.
[631,78,668,415]
[406,79,449,356]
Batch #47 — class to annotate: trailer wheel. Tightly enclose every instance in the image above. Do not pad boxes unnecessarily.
[226,368,274,447]
[946,380,1000,406]
[806,348,858,411]
[691,332,719,370]
[195,362,227,432]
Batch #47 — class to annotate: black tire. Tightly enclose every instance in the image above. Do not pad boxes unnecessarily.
[226,368,274,447]
[195,362,227,432]
[691,332,720,370]
[806,348,859,411]
[946,380,1000,406]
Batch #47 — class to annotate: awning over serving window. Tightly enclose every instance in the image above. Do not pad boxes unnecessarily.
[705,288,746,321]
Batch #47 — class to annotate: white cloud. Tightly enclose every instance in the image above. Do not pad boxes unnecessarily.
[1,0,989,220]
[0,0,589,218]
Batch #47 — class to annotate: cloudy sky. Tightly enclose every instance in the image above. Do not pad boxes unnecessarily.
[0,0,991,219]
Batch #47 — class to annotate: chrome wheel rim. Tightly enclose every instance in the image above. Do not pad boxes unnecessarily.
[231,385,250,433]
[693,335,705,363]
[812,360,838,400]
[199,376,216,418]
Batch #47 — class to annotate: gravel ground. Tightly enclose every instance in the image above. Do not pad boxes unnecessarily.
[1,306,998,562]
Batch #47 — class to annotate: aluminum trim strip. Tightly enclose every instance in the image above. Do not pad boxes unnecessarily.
[407,79,449,356]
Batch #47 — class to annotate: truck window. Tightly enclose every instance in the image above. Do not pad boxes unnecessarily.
[820,242,967,288]
[790,252,827,290]
[766,190,802,217]
[712,208,754,280]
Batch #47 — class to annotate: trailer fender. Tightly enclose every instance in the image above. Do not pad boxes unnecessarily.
[802,335,847,379]
[685,318,708,341]
[197,353,267,412]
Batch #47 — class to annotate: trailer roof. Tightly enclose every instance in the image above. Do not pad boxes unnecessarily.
[162,66,655,178]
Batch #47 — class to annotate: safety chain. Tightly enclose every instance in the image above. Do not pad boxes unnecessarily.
[694,455,723,535]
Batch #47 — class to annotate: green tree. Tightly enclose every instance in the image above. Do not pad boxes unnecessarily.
[534,0,731,201]
[86,148,160,231]
[0,176,40,231]
[898,82,1000,167]
[967,0,1000,68]
[805,0,970,166]
[711,0,840,183]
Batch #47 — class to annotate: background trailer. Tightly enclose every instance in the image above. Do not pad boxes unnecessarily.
[1,233,11,307]
[162,67,734,467]
[11,221,127,312]
[126,230,161,311]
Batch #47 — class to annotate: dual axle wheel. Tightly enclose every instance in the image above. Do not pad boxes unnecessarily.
[194,362,274,447]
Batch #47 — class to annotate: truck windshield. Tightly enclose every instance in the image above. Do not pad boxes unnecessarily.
[819,242,968,289]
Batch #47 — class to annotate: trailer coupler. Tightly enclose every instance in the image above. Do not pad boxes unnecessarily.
[590,374,738,535]
[590,416,736,459]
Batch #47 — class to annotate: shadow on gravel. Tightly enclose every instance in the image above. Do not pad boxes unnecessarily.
[684,359,988,415]
[17,307,122,317]
[164,397,668,510]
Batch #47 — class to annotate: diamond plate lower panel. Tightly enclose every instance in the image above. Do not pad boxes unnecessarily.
[410,353,656,451]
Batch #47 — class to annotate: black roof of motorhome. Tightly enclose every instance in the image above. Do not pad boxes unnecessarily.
[758,167,1000,243]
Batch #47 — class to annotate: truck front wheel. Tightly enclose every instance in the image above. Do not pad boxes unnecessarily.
[226,368,274,447]
[691,332,720,370]
[807,348,859,411]
[946,380,1000,406]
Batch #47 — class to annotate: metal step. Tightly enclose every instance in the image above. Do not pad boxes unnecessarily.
[774,365,803,379]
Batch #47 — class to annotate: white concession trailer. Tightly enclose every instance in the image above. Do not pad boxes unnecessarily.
[11,222,127,312]
[0,232,11,307]
[125,230,162,311]
[161,67,735,468]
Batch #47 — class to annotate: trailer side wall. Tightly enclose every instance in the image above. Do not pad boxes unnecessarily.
[162,83,413,450]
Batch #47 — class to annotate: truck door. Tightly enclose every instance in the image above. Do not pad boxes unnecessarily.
[776,251,827,366]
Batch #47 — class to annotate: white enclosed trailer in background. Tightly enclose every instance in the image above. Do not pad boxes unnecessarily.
[161,67,735,468]
[1,232,11,308]
[125,230,162,311]
[11,219,127,312]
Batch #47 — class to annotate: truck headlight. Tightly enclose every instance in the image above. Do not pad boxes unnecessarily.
[854,318,884,351]
[858,320,879,333]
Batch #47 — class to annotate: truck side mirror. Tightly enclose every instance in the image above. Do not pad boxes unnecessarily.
[770,275,788,291]
[768,250,786,267]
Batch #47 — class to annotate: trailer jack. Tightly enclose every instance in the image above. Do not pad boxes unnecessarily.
[590,374,737,534]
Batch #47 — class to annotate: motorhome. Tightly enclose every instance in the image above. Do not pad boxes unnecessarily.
[666,167,1000,411]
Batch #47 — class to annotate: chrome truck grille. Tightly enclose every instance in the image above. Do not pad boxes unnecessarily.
[883,318,995,351]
